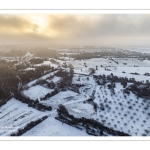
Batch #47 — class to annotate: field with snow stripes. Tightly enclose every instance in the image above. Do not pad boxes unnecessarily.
[0,98,48,136]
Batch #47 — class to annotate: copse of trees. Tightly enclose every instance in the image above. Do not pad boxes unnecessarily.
[94,73,143,90]
[127,83,150,98]
[89,68,95,75]
[57,104,69,117]
[18,66,55,85]
[30,58,43,64]
[32,48,56,58]
[0,88,12,107]
[144,73,150,76]
[69,67,74,80]
[121,80,127,88]
[16,63,30,70]
[55,69,74,88]
[0,75,18,106]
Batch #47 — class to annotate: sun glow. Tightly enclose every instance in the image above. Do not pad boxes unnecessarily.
[25,15,60,38]
[30,15,46,28]
[26,15,47,33]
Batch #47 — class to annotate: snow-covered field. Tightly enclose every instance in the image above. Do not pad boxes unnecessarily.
[46,76,62,84]
[0,98,48,136]
[41,91,81,109]
[24,67,35,71]
[34,60,58,68]
[27,70,58,87]
[94,67,150,82]
[66,58,150,68]
[143,60,150,64]
[67,58,150,68]
[65,102,95,119]
[23,85,54,100]
[0,97,90,136]
[72,75,96,86]
[66,58,150,82]
[23,117,88,136]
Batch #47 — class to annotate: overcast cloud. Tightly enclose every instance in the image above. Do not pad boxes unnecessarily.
[0,14,150,46]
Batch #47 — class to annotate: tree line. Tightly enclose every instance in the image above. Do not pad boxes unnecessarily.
[13,88,52,111]
[56,105,130,136]
[11,116,48,136]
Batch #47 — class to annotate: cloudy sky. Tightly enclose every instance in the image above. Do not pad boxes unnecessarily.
[0,14,150,46]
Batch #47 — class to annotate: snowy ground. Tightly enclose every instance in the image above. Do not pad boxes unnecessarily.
[23,85,54,100]
[41,90,81,109]
[46,76,62,84]
[65,102,95,119]
[23,117,88,136]
[34,60,58,68]
[66,58,150,68]
[94,67,150,82]
[24,67,35,71]
[143,60,150,64]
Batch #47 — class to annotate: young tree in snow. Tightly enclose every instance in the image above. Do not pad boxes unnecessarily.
[124,114,127,117]
[130,116,133,120]
[124,123,127,127]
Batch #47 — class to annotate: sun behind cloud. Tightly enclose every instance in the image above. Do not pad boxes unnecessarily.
[0,14,150,46]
